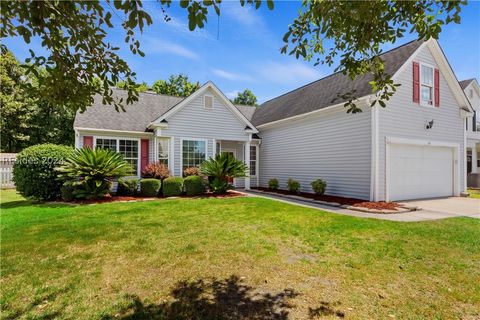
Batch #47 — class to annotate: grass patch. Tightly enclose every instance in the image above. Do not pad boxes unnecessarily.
[468,188,480,199]
[1,189,479,319]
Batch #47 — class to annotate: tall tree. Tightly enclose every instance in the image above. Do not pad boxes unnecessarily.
[116,80,149,93]
[232,89,258,106]
[151,74,200,97]
[1,0,465,113]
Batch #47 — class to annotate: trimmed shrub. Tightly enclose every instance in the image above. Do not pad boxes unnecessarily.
[311,179,327,195]
[142,162,170,180]
[140,179,161,197]
[287,178,301,194]
[13,144,73,200]
[184,175,205,196]
[60,181,76,201]
[268,178,279,190]
[117,177,139,196]
[183,166,200,177]
[163,177,184,197]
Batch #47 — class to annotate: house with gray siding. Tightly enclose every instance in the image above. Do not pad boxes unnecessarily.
[74,38,474,201]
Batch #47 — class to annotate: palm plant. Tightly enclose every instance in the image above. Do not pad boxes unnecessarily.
[56,147,133,199]
[200,152,247,194]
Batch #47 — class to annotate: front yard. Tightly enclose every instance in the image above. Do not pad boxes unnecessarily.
[1,189,479,319]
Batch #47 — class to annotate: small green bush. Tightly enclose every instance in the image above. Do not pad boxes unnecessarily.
[184,175,205,196]
[140,179,161,197]
[287,178,301,194]
[163,177,184,197]
[60,181,76,201]
[117,177,139,196]
[268,178,279,190]
[311,179,327,195]
[13,144,73,200]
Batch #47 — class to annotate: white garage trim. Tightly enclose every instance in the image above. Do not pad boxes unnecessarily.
[385,136,460,201]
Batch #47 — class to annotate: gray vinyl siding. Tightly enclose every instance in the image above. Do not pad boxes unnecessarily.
[377,45,465,200]
[161,89,250,142]
[259,106,372,199]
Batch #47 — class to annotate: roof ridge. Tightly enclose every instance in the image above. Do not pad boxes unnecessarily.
[259,38,423,107]
[111,87,184,99]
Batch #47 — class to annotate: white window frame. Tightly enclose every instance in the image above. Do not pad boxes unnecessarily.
[94,136,141,176]
[249,145,258,176]
[204,94,214,110]
[419,62,435,108]
[180,138,208,175]
[157,137,170,167]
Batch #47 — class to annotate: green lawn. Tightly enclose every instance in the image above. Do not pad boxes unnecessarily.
[1,189,479,320]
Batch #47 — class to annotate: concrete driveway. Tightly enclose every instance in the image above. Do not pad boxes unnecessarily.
[400,197,480,219]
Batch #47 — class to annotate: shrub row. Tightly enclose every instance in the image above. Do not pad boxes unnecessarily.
[267,178,327,195]
[115,176,205,198]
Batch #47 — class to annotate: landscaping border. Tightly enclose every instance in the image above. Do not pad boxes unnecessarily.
[249,189,420,214]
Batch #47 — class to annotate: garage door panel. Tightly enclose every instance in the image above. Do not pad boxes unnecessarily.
[389,144,453,201]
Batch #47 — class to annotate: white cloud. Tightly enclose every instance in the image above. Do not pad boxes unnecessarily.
[257,61,322,85]
[225,90,240,99]
[212,68,253,82]
[141,36,200,60]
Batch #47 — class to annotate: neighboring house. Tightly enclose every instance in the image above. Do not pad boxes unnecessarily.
[74,38,474,201]
[461,78,480,187]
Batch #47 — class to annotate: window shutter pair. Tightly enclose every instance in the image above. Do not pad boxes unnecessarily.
[412,61,440,107]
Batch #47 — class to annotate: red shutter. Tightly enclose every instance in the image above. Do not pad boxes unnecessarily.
[413,61,420,103]
[434,68,440,107]
[83,136,93,148]
[140,139,149,173]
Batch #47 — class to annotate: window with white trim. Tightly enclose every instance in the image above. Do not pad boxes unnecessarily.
[157,138,169,166]
[96,139,117,152]
[249,145,257,176]
[182,140,206,173]
[119,140,139,175]
[420,64,434,106]
[204,95,213,109]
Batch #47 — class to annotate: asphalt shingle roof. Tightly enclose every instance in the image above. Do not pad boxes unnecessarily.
[251,39,425,126]
[459,78,474,90]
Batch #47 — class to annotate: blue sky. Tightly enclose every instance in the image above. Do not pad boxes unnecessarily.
[5,1,480,103]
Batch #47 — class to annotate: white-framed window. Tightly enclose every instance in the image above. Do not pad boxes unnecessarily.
[95,137,139,175]
[157,138,169,166]
[204,95,214,110]
[182,139,206,173]
[250,145,257,176]
[420,63,434,106]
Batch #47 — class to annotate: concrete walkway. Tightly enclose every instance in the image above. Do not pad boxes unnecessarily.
[244,191,480,222]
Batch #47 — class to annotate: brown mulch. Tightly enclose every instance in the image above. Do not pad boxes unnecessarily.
[352,201,399,210]
[253,187,399,209]
[63,191,244,204]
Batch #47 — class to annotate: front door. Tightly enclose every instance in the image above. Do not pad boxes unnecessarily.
[222,149,236,186]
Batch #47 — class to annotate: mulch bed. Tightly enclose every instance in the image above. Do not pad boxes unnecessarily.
[253,187,399,209]
[63,191,244,204]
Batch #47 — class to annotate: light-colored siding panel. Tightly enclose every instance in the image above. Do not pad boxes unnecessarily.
[259,106,371,199]
[378,45,465,200]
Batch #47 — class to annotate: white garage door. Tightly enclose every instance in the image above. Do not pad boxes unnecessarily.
[389,144,454,201]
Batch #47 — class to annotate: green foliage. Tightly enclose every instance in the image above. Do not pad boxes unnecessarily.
[0,1,153,112]
[151,74,200,97]
[232,89,258,106]
[200,153,247,194]
[184,175,205,196]
[56,147,133,199]
[0,50,75,152]
[268,178,279,190]
[142,162,170,180]
[311,179,327,195]
[281,1,465,113]
[117,177,140,196]
[140,179,161,197]
[116,81,149,93]
[162,177,184,197]
[13,144,73,200]
[287,178,300,194]
[60,181,76,202]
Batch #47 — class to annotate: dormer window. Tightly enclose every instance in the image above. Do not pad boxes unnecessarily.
[420,64,434,106]
[204,95,213,110]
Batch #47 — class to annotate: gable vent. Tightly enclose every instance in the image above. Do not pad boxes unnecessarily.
[204,95,214,109]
